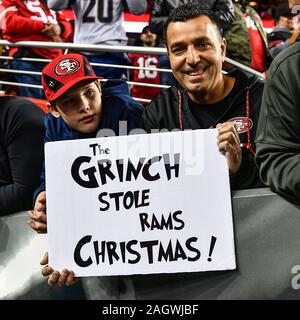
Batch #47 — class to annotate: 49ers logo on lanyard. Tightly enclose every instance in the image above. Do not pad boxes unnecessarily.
[228,117,253,134]
[55,58,80,76]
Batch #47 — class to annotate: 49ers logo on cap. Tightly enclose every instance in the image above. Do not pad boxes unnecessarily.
[55,58,80,76]
[228,117,253,134]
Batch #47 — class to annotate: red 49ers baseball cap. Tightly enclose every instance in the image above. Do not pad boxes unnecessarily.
[42,53,101,102]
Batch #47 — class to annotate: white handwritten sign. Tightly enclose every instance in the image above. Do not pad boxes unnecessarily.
[45,129,236,276]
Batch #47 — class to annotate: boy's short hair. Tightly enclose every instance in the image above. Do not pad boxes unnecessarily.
[42,53,101,102]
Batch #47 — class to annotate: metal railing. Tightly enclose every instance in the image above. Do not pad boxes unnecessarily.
[0,40,265,78]
[0,40,265,103]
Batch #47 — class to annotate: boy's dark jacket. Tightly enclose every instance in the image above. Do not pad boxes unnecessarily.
[34,80,143,201]
[141,69,264,190]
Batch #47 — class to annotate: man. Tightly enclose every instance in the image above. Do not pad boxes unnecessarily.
[40,5,264,286]
[255,0,300,206]
[129,25,160,106]
[268,3,300,59]
[1,0,73,98]
[141,3,264,190]
[41,4,263,286]
[46,0,147,79]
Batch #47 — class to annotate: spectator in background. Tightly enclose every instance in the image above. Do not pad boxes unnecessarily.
[0,0,73,99]
[268,3,300,59]
[47,0,147,80]
[0,96,45,215]
[260,4,275,24]
[224,0,269,72]
[149,0,234,85]
[129,26,160,106]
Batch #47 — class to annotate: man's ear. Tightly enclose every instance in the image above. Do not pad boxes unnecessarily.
[221,38,227,63]
[47,102,60,118]
[96,79,102,93]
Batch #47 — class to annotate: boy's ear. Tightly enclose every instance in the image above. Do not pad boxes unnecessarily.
[221,37,227,63]
[96,79,102,90]
[47,102,60,118]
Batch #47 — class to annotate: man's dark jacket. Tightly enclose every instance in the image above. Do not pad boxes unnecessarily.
[141,69,264,190]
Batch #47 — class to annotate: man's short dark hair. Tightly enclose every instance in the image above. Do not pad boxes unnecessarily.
[165,3,223,44]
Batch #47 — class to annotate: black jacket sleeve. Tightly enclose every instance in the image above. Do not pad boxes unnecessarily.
[214,0,235,30]
[0,98,45,215]
[33,114,57,204]
[140,100,159,133]
[256,45,300,204]
[149,0,167,39]
[149,0,235,40]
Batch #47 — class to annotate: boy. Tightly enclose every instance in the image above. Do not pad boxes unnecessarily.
[28,53,143,234]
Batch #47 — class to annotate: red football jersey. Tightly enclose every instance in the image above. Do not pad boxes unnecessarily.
[129,53,160,106]
[243,13,266,72]
[1,0,73,59]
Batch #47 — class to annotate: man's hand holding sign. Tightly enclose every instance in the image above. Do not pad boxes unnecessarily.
[217,122,242,175]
